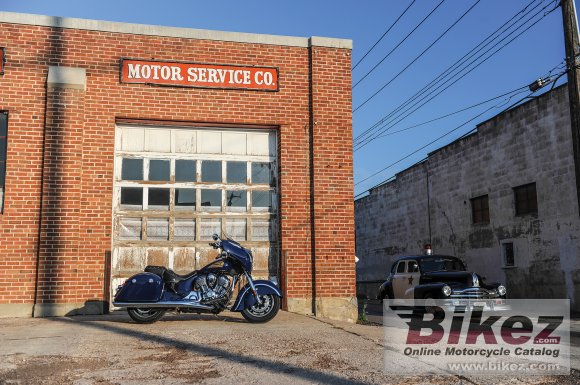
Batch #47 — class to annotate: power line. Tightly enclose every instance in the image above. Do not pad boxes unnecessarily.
[352,0,417,71]
[353,0,480,90]
[353,64,567,197]
[354,0,558,151]
[353,91,535,195]
[353,0,546,140]
[372,86,529,139]
[352,0,446,89]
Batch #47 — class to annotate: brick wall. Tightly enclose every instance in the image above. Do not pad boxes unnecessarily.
[0,18,356,320]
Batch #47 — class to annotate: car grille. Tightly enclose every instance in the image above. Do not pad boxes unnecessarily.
[449,288,499,299]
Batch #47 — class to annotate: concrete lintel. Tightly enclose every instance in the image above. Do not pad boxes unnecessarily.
[309,36,352,50]
[33,301,105,317]
[0,11,353,49]
[47,66,86,90]
[0,303,34,318]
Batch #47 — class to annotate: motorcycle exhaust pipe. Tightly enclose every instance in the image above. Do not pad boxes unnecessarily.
[113,301,214,310]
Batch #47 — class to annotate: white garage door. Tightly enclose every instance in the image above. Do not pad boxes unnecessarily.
[111,125,279,298]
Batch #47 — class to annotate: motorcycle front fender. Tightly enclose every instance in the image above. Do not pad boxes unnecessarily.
[231,280,282,311]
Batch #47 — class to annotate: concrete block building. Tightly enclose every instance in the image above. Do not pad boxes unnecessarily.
[0,12,357,321]
[355,85,580,312]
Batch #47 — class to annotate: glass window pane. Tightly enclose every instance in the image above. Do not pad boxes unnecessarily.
[0,139,5,161]
[226,219,246,241]
[148,188,169,210]
[122,158,143,180]
[0,162,5,187]
[120,218,142,240]
[252,162,271,184]
[175,188,196,209]
[0,114,6,136]
[252,219,275,241]
[175,160,196,182]
[202,160,222,182]
[227,161,247,183]
[252,190,272,211]
[120,187,143,209]
[200,218,221,240]
[175,219,196,240]
[200,189,221,209]
[149,159,170,181]
[226,190,247,210]
[147,218,169,240]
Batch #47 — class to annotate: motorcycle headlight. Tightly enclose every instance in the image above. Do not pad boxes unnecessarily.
[497,285,506,296]
[442,285,452,297]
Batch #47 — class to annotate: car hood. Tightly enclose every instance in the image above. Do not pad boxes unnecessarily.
[421,271,477,287]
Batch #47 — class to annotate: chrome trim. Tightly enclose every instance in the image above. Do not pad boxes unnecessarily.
[449,287,500,299]
[113,301,213,309]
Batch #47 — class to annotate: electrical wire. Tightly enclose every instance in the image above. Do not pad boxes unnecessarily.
[354,0,559,151]
[353,64,568,197]
[353,0,480,89]
[352,0,417,71]
[353,0,547,143]
[352,0,446,88]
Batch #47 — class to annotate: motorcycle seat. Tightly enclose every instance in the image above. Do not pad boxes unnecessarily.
[145,265,197,284]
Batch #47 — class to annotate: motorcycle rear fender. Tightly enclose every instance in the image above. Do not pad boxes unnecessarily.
[231,280,283,311]
[114,272,164,303]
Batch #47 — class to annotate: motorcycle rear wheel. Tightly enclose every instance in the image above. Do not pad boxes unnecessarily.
[241,294,280,323]
[127,308,166,324]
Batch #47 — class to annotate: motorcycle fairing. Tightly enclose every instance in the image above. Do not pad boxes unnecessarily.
[231,280,282,311]
[221,239,253,273]
[115,273,163,302]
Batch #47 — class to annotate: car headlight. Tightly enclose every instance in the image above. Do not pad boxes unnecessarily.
[497,285,506,296]
[442,285,452,297]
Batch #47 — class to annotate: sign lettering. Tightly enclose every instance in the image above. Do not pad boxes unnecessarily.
[120,59,278,91]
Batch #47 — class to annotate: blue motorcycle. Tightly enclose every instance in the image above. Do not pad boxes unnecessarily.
[113,234,282,324]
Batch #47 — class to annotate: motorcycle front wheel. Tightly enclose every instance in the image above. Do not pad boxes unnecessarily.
[127,308,166,324]
[241,294,280,323]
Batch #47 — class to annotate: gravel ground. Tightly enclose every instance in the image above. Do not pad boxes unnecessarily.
[0,310,578,385]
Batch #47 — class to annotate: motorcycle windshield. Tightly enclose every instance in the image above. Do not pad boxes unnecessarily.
[222,239,253,273]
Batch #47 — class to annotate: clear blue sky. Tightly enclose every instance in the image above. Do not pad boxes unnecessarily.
[0,0,573,196]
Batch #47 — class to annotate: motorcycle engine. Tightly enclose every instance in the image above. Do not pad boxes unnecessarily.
[193,273,231,303]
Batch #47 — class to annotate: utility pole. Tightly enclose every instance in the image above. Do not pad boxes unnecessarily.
[561,0,580,215]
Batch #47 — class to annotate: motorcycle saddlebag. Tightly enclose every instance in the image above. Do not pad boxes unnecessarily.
[114,272,163,303]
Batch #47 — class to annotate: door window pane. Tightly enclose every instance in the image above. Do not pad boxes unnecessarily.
[149,159,170,181]
[200,189,221,209]
[201,160,222,182]
[121,158,143,180]
[227,161,247,183]
[175,159,196,182]
[226,219,246,241]
[119,218,142,240]
[147,218,169,240]
[120,187,143,209]
[175,219,196,240]
[252,190,272,211]
[226,190,247,211]
[252,162,272,185]
[175,188,196,210]
[200,218,221,240]
[148,188,169,210]
[252,219,275,241]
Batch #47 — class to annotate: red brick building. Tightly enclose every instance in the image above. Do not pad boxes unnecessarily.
[0,12,356,322]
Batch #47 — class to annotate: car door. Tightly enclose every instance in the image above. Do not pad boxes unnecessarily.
[405,260,421,299]
[392,261,407,302]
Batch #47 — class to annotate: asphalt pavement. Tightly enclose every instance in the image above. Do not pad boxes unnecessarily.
[0,310,578,384]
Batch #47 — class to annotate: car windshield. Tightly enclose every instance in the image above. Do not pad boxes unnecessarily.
[420,257,465,273]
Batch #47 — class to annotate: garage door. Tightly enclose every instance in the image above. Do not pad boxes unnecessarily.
[111,124,279,299]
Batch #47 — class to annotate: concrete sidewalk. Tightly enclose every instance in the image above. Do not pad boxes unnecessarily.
[0,310,578,385]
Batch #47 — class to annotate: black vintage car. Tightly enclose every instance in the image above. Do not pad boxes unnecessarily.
[377,255,507,305]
